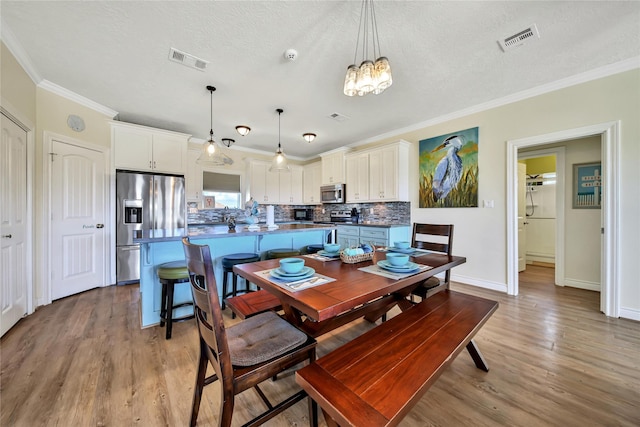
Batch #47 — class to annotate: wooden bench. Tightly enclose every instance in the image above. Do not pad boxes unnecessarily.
[295,290,498,427]
[224,289,282,319]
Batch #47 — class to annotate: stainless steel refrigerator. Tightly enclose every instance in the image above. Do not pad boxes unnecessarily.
[116,171,185,284]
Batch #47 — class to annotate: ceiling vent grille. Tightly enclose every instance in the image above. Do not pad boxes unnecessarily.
[328,112,349,122]
[168,48,209,71]
[499,24,540,52]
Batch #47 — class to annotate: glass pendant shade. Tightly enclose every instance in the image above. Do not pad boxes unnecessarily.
[343,64,358,96]
[197,85,234,166]
[343,0,393,97]
[269,108,290,172]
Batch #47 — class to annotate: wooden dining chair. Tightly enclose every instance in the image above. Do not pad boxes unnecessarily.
[410,223,454,300]
[181,237,318,427]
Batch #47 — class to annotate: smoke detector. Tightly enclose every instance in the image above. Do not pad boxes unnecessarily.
[284,48,298,61]
[498,24,540,52]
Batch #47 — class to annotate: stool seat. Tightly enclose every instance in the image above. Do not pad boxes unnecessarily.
[222,253,261,268]
[266,248,301,259]
[157,261,189,280]
[221,253,260,317]
[158,260,193,340]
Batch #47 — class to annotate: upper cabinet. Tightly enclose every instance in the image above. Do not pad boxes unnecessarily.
[320,149,348,184]
[112,122,189,175]
[247,160,303,205]
[345,153,370,202]
[303,162,322,204]
[185,148,203,201]
[344,141,410,203]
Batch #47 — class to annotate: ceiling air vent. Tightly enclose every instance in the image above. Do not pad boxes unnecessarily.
[328,112,349,122]
[498,24,540,52]
[168,48,209,71]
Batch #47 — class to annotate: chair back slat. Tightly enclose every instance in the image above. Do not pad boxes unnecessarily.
[182,237,233,380]
[411,223,454,285]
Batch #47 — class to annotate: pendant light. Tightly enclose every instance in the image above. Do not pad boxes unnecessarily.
[269,108,290,173]
[343,0,393,97]
[197,85,233,166]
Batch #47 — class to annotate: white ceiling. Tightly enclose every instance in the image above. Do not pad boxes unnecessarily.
[2,1,639,160]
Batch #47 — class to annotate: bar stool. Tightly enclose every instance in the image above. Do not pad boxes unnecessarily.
[158,260,193,340]
[305,244,324,254]
[265,248,301,259]
[221,253,261,315]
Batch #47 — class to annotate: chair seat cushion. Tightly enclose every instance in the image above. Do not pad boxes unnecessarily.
[227,311,307,366]
[157,261,189,280]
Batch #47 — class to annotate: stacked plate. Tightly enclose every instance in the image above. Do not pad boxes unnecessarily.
[387,246,415,254]
[377,260,420,273]
[317,250,341,258]
[270,266,315,281]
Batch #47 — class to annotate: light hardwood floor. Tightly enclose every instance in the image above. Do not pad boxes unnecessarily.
[1,266,638,426]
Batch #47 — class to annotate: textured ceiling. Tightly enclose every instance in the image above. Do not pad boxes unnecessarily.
[2,1,639,160]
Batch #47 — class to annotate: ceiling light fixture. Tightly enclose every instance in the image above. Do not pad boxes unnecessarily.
[221,138,235,147]
[343,0,392,97]
[303,133,317,143]
[269,108,290,173]
[198,85,233,166]
[235,125,251,136]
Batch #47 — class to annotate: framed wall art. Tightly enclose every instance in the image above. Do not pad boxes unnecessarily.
[573,162,601,209]
[418,127,479,208]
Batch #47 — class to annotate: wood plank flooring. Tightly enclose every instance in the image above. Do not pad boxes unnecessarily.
[1,265,638,426]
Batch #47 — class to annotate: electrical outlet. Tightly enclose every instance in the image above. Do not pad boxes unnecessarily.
[322,208,325,214]
[483,200,494,208]
[369,208,374,214]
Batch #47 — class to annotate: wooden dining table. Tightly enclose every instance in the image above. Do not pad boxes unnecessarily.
[233,250,466,337]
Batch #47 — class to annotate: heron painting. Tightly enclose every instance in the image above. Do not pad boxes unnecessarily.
[418,127,479,208]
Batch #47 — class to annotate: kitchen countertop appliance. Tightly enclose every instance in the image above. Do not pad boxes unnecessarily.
[330,210,359,224]
[116,171,185,284]
[293,208,314,222]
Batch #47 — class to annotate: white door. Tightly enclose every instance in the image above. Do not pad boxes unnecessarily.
[517,162,527,272]
[1,113,28,336]
[50,141,106,300]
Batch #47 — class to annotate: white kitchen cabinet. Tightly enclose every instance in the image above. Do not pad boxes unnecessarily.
[112,122,189,175]
[279,166,304,204]
[185,148,203,201]
[368,141,410,202]
[248,160,302,205]
[303,162,322,204]
[345,153,369,202]
[320,149,347,184]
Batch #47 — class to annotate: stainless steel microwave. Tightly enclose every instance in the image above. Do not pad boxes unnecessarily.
[320,184,346,204]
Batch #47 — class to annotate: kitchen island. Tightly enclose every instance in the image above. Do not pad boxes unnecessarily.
[134,223,335,327]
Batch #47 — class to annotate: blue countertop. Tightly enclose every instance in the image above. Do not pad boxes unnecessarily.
[134,223,336,243]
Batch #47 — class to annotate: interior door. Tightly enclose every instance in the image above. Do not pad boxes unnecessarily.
[50,140,106,300]
[1,113,28,336]
[517,162,527,272]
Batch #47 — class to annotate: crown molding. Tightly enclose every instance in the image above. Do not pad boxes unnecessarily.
[353,56,640,147]
[39,80,118,118]
[1,18,42,83]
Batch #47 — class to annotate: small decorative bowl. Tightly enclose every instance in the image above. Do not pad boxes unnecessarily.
[394,241,411,249]
[386,253,409,267]
[323,243,341,253]
[279,258,305,274]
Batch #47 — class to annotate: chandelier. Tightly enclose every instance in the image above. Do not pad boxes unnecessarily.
[343,0,392,97]
[197,85,233,166]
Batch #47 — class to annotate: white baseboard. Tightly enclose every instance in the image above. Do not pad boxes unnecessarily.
[451,274,508,293]
[564,278,601,292]
[619,307,640,322]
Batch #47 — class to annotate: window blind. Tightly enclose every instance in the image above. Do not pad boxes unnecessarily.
[202,172,240,192]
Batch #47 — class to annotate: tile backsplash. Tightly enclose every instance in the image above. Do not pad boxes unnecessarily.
[187,202,410,225]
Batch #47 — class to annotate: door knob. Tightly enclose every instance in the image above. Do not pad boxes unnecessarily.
[2,234,12,238]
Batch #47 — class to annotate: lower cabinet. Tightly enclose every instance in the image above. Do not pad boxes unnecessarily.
[336,225,410,249]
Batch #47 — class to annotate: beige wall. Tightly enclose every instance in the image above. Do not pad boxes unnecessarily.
[1,41,36,123]
[376,69,639,317]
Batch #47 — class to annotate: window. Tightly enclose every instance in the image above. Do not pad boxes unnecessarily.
[202,172,242,209]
